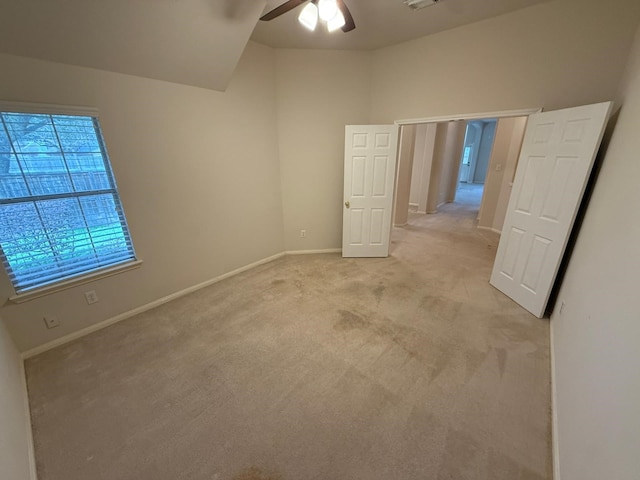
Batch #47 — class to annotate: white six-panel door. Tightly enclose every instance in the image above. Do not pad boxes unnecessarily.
[490,102,612,317]
[342,125,398,257]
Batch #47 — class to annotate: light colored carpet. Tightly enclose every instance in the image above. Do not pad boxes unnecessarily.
[25,191,551,480]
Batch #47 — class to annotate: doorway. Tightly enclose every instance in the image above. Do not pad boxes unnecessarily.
[345,104,611,317]
[454,119,497,209]
[393,111,530,235]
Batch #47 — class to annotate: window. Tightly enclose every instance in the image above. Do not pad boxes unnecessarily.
[462,146,472,165]
[0,107,137,295]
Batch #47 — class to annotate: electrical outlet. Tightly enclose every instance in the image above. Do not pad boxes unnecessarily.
[43,316,60,329]
[300,229,307,238]
[495,163,502,172]
[84,290,99,305]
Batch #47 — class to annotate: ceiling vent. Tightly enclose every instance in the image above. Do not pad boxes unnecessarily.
[404,0,441,10]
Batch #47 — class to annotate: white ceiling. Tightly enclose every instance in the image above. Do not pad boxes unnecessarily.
[253,0,551,50]
[0,0,550,91]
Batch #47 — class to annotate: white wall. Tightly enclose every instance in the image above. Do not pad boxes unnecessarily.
[370,0,640,123]
[0,318,34,480]
[550,24,640,480]
[0,41,285,352]
[276,49,372,251]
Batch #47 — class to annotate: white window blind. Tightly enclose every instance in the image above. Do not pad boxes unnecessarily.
[0,110,136,294]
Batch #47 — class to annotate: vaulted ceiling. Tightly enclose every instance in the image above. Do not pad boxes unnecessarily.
[0,0,550,91]
[0,0,267,91]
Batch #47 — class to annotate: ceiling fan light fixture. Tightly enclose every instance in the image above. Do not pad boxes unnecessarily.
[298,2,319,30]
[318,0,339,21]
[327,10,345,32]
[404,0,441,11]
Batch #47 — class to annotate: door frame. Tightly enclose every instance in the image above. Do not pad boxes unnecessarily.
[390,107,542,233]
[394,107,542,126]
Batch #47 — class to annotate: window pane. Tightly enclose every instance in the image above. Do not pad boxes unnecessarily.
[18,153,74,196]
[80,194,131,258]
[53,116,101,153]
[66,153,110,192]
[2,113,58,154]
[0,124,12,154]
[0,154,29,200]
[0,110,136,293]
[0,202,50,279]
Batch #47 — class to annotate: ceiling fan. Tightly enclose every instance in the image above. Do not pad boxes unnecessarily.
[260,0,356,33]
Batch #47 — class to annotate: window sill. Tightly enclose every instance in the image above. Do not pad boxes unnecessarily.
[8,259,143,304]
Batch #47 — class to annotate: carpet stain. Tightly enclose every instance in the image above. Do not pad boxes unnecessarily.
[437,429,483,480]
[270,279,286,286]
[335,310,371,331]
[420,295,462,320]
[232,466,282,480]
[463,348,491,382]
[334,310,456,378]
[372,283,385,305]
[495,347,507,379]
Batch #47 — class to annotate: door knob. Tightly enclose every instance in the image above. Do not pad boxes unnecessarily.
[345,201,350,208]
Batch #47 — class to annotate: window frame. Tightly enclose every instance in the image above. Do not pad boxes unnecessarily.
[0,101,142,303]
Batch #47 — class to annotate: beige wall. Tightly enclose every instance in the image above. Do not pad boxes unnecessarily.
[409,124,427,208]
[1,0,640,359]
[478,116,527,231]
[0,318,33,480]
[0,41,285,351]
[550,25,640,480]
[276,0,640,250]
[370,0,640,123]
[492,117,527,232]
[426,123,449,213]
[393,125,416,226]
[427,121,465,212]
[440,121,466,204]
[408,123,436,212]
[275,49,372,250]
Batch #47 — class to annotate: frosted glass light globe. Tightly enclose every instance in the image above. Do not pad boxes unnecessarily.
[298,2,318,30]
[318,0,338,21]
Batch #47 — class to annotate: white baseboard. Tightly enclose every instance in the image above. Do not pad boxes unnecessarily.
[285,248,341,255]
[21,250,347,359]
[550,321,560,480]
[19,355,38,479]
[22,252,287,359]
[476,225,502,235]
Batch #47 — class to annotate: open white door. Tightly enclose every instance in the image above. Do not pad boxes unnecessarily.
[342,125,398,257]
[490,102,612,317]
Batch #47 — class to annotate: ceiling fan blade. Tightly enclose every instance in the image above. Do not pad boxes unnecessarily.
[260,0,307,21]
[336,0,356,32]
